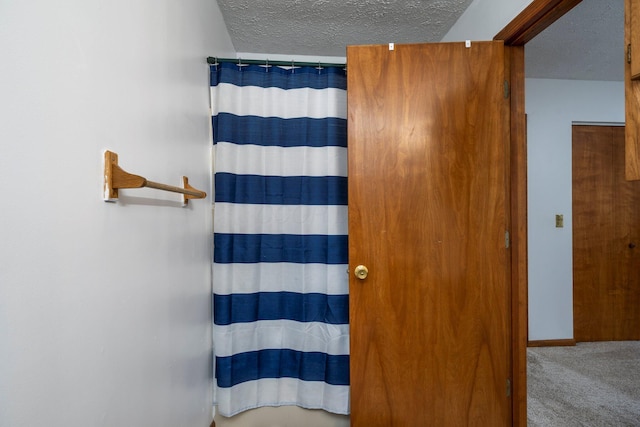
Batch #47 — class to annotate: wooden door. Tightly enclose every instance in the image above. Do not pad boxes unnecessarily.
[573,125,640,341]
[626,0,640,179]
[347,42,511,426]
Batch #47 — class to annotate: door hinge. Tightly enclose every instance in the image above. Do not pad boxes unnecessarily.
[505,230,510,249]
[506,379,511,397]
[628,44,632,64]
[504,80,509,99]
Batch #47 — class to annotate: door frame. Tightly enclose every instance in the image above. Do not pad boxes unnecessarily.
[495,1,583,425]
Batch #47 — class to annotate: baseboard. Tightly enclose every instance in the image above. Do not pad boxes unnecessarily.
[528,339,576,347]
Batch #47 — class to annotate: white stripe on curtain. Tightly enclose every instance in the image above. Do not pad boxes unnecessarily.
[215,378,349,418]
[214,142,347,177]
[210,84,347,118]
[214,204,348,235]
[211,62,349,417]
[213,263,349,295]
[214,320,349,357]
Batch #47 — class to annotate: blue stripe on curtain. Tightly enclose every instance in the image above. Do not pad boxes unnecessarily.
[210,62,347,90]
[216,350,350,388]
[213,292,349,325]
[211,62,349,417]
[214,234,348,264]
[213,114,347,148]
[214,173,348,205]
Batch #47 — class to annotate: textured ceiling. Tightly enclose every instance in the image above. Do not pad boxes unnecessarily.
[216,0,474,57]
[525,0,623,81]
[216,0,624,81]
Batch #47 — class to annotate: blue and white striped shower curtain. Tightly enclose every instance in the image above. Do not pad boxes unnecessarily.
[210,61,349,417]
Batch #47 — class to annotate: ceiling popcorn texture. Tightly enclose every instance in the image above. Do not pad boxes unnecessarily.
[216,0,623,81]
[525,0,623,81]
[216,0,474,57]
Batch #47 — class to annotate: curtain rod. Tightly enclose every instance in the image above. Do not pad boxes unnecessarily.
[207,56,345,69]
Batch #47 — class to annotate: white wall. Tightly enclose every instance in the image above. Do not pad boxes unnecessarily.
[525,78,624,341]
[0,1,234,426]
[235,52,348,64]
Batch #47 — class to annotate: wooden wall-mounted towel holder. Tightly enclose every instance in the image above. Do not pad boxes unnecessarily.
[103,150,207,205]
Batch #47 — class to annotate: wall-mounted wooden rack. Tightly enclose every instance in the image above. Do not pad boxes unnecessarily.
[103,150,207,205]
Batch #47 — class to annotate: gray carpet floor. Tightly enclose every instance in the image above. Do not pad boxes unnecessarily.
[528,341,640,426]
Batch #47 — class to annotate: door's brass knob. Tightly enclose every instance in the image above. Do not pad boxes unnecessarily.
[354,265,369,280]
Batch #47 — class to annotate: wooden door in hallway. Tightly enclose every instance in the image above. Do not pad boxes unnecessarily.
[347,42,512,426]
[573,125,640,341]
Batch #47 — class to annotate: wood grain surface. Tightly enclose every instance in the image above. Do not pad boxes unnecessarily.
[626,0,640,179]
[347,41,511,426]
[573,125,640,342]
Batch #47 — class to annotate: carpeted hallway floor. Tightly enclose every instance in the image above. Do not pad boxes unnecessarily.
[527,341,640,426]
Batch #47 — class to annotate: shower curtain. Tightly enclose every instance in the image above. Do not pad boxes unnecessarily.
[210,61,349,417]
